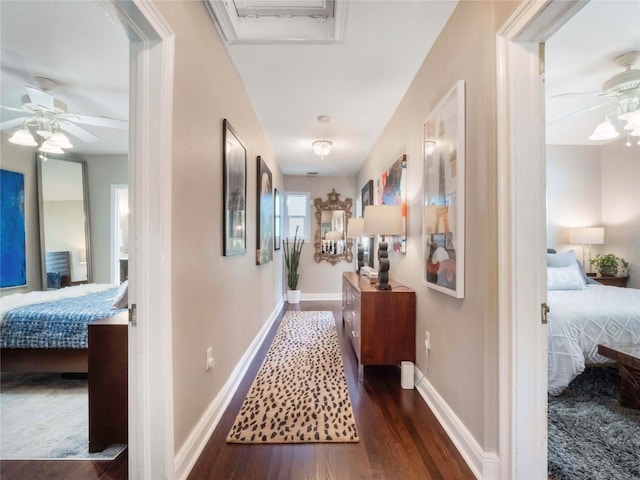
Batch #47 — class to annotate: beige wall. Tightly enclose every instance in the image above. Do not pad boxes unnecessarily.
[153,1,285,451]
[0,135,41,294]
[357,0,520,453]
[83,154,128,283]
[600,141,640,288]
[284,175,358,296]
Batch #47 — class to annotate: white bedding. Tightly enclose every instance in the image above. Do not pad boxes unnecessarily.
[0,284,116,320]
[547,284,640,395]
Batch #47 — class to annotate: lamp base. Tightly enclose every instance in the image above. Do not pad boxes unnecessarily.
[376,245,391,290]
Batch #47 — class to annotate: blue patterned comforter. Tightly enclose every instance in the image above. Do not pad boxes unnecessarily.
[1,288,124,349]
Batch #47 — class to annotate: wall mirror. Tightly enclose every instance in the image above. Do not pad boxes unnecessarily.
[38,157,92,289]
[313,189,353,265]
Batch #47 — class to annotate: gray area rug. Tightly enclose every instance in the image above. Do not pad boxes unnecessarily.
[227,310,359,443]
[548,367,640,480]
[0,372,126,460]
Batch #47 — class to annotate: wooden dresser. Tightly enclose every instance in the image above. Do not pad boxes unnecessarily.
[342,272,416,381]
[88,312,128,452]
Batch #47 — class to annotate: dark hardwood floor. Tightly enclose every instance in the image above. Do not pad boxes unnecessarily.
[188,301,474,480]
[1,301,473,480]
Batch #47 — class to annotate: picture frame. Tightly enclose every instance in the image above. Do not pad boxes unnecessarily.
[423,80,465,298]
[361,180,374,268]
[222,119,247,256]
[0,169,27,288]
[274,188,281,251]
[378,154,407,253]
[256,156,273,265]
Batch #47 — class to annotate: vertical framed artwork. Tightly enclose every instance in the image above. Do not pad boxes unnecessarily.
[378,154,408,253]
[274,188,281,251]
[361,180,374,268]
[256,156,273,265]
[0,169,27,288]
[423,80,465,298]
[222,119,247,256]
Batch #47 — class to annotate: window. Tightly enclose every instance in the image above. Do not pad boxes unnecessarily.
[283,192,310,240]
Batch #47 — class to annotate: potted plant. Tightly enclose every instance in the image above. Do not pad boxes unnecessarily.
[590,253,629,277]
[284,226,304,303]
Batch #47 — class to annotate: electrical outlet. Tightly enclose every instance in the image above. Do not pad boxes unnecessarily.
[206,347,215,371]
[425,331,430,351]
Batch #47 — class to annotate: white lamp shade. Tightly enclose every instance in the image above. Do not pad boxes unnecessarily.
[48,131,73,149]
[363,205,403,236]
[9,128,37,146]
[569,227,604,245]
[346,218,364,238]
[589,117,619,141]
[38,141,64,154]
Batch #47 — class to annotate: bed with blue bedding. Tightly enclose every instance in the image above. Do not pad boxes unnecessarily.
[0,284,127,373]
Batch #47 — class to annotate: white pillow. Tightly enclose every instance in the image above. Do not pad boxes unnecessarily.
[547,250,578,268]
[112,280,128,309]
[547,264,586,290]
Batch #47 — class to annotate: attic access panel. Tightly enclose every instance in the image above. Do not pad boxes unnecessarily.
[204,0,347,44]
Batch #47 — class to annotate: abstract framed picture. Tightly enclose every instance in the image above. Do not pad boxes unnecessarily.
[1,169,27,288]
[256,156,273,265]
[423,80,465,298]
[274,188,281,251]
[378,154,407,253]
[222,119,247,256]
[361,180,374,268]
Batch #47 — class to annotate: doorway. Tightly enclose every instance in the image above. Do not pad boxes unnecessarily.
[111,185,129,285]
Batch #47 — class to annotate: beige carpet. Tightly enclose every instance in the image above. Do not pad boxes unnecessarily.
[227,310,359,444]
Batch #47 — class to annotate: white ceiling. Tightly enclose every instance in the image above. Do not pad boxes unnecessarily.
[1,1,638,172]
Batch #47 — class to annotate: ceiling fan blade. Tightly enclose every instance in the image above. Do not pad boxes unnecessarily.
[0,117,28,130]
[58,113,128,130]
[58,120,100,143]
[546,100,617,126]
[24,86,55,110]
[0,105,28,113]
[548,91,602,99]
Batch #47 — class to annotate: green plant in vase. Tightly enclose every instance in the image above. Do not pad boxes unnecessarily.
[590,253,629,277]
[284,226,304,302]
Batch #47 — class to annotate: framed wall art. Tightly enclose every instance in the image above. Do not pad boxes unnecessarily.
[274,188,281,251]
[222,119,247,256]
[377,154,407,253]
[422,80,465,298]
[256,156,273,265]
[0,169,27,288]
[361,180,374,268]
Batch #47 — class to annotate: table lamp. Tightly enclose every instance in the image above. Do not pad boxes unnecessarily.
[363,205,403,290]
[569,227,604,274]
[346,217,365,272]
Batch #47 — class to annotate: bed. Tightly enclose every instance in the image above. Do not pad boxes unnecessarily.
[547,250,640,395]
[0,282,128,373]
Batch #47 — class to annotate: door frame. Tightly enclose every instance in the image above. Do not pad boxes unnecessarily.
[496,1,587,478]
[103,1,175,478]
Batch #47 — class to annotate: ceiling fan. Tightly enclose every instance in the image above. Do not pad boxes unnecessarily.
[547,51,640,143]
[0,76,127,153]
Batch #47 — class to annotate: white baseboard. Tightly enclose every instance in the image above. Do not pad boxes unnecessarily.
[173,299,284,479]
[300,293,341,301]
[414,367,500,480]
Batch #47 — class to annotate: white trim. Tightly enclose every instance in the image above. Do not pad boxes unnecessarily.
[496,1,585,478]
[300,292,342,301]
[103,1,175,478]
[173,300,284,480]
[414,368,499,480]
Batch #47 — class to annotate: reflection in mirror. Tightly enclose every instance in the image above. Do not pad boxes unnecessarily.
[38,157,92,290]
[313,189,353,265]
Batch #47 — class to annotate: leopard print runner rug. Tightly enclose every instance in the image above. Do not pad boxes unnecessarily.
[226,311,359,444]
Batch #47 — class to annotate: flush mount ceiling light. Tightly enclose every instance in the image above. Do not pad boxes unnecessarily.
[312,140,332,159]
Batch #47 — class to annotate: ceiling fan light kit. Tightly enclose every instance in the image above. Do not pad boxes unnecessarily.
[589,116,620,141]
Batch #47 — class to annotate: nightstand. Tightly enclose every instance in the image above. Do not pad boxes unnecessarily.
[592,276,629,288]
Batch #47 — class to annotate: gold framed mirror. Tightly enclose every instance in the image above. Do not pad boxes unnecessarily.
[313,189,353,265]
